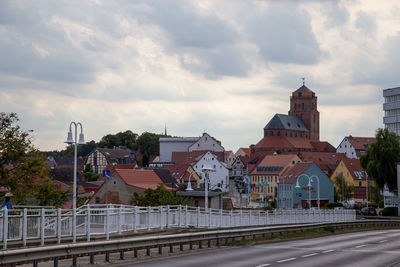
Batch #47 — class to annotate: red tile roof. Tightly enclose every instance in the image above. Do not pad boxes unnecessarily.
[347,136,376,150]
[240,148,251,156]
[310,141,335,152]
[114,169,171,190]
[253,137,314,150]
[341,158,366,180]
[280,162,314,184]
[171,151,225,165]
[251,154,300,175]
[296,152,346,177]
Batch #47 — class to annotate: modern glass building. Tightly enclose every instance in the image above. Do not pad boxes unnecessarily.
[383,87,400,136]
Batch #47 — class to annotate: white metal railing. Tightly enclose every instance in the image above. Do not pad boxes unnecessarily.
[0,205,356,249]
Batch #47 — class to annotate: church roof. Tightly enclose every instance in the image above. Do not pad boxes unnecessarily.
[264,114,309,132]
[294,85,313,93]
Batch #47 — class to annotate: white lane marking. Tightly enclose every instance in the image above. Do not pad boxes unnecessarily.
[256,264,270,267]
[302,253,318,258]
[379,240,388,243]
[355,245,367,248]
[277,258,296,263]
[322,249,335,253]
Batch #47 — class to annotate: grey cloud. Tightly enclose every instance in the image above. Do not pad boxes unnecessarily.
[246,4,323,65]
[323,2,349,28]
[355,11,376,34]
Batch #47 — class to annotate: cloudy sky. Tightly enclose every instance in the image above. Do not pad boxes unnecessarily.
[1,0,399,152]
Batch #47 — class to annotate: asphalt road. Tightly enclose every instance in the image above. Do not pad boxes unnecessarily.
[120,229,400,267]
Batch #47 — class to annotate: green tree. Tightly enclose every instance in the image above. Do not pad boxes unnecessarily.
[83,164,100,181]
[137,132,168,166]
[360,128,400,191]
[98,130,138,150]
[33,179,70,207]
[130,184,187,206]
[0,112,49,203]
[334,174,354,202]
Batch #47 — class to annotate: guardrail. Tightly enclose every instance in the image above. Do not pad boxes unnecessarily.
[1,204,356,249]
[1,220,398,266]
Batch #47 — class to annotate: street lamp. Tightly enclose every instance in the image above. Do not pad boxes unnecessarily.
[295,174,312,209]
[186,172,195,191]
[202,165,213,210]
[65,122,85,243]
[310,175,320,209]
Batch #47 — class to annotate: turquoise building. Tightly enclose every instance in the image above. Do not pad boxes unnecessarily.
[278,162,334,209]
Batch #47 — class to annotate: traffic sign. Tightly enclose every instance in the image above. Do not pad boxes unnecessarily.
[103,169,111,178]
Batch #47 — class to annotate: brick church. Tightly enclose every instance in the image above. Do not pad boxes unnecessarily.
[251,82,334,159]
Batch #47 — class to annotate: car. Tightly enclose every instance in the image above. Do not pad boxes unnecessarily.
[360,207,377,216]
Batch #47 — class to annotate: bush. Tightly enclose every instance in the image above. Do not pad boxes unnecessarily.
[381,207,398,216]
[324,202,343,209]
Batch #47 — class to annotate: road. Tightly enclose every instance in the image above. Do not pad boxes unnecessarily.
[120,229,400,267]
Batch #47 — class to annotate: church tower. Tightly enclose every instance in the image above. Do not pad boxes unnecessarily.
[288,80,320,141]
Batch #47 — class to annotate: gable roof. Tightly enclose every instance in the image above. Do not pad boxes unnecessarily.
[340,158,366,180]
[153,168,178,188]
[310,141,336,152]
[253,136,314,150]
[296,152,346,177]
[171,151,225,165]
[239,148,251,156]
[280,162,314,184]
[97,147,134,159]
[251,154,300,175]
[264,114,309,132]
[347,136,376,150]
[114,169,169,190]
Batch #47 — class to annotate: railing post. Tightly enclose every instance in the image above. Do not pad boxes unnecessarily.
[230,210,233,227]
[185,205,188,228]
[208,208,212,228]
[178,204,182,227]
[240,209,243,226]
[57,208,61,244]
[249,210,251,226]
[3,209,8,249]
[197,206,200,228]
[106,207,110,240]
[40,208,45,246]
[87,205,91,242]
[23,208,27,247]
[147,206,151,231]
[133,206,137,232]
[258,210,260,225]
[118,206,122,235]
[166,205,170,228]
[219,209,223,228]
[160,206,164,230]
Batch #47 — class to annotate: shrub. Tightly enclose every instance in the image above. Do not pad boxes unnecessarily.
[324,202,343,209]
[381,207,398,216]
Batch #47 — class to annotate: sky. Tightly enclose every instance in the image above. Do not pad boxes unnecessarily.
[1,0,399,153]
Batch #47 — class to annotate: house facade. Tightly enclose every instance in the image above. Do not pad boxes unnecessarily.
[250,154,301,201]
[192,151,229,192]
[85,147,136,175]
[336,136,376,159]
[278,162,334,209]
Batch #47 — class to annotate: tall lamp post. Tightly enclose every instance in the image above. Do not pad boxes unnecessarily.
[65,122,85,243]
[202,165,213,210]
[295,174,312,209]
[310,175,320,209]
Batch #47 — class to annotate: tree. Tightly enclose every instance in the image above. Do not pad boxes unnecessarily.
[137,132,168,166]
[83,164,99,181]
[130,184,187,206]
[360,128,400,191]
[333,174,354,202]
[33,179,70,207]
[0,112,49,203]
[98,130,138,150]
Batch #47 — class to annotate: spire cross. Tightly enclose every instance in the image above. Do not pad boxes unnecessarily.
[302,77,305,85]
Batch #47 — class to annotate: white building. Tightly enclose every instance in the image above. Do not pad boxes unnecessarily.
[192,151,229,192]
[336,136,375,159]
[159,133,225,162]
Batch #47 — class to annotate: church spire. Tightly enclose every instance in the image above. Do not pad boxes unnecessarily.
[164,123,167,136]
[302,77,305,86]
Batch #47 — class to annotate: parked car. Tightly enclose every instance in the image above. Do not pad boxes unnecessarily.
[360,207,377,216]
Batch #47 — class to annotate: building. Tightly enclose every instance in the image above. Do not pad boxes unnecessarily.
[85,147,136,175]
[330,158,370,203]
[251,82,334,158]
[278,162,334,209]
[88,169,173,205]
[250,154,301,201]
[336,136,376,159]
[159,133,224,162]
[383,87,400,135]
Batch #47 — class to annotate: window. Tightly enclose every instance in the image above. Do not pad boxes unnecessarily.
[113,180,117,185]
[359,181,362,186]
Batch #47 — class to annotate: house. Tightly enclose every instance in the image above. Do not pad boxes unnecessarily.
[278,162,334,209]
[296,152,346,177]
[192,151,229,192]
[164,164,201,190]
[225,150,235,169]
[336,136,376,159]
[159,133,225,162]
[235,148,251,158]
[230,155,249,179]
[330,158,370,202]
[250,154,301,201]
[88,169,173,205]
[85,147,136,175]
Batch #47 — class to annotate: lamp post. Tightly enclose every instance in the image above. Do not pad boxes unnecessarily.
[202,165,213,210]
[65,122,85,243]
[295,174,312,209]
[186,172,195,191]
[310,175,320,209]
